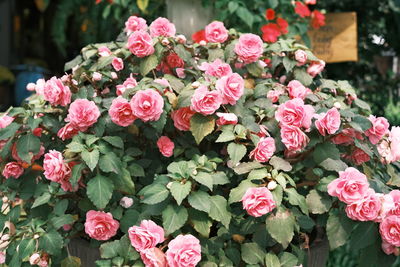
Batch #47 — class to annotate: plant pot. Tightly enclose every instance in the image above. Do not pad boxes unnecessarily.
[68,238,101,267]
[166,0,213,38]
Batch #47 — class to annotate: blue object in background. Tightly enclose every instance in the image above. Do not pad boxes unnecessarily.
[12,65,46,106]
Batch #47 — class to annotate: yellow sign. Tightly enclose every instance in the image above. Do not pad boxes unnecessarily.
[308,12,358,63]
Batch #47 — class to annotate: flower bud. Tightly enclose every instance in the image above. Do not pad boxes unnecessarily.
[199,40,207,46]
[191,81,200,88]
[111,72,118,80]
[2,196,8,203]
[92,72,102,81]
[38,259,48,267]
[62,224,72,231]
[29,253,41,265]
[192,169,198,176]
[26,83,36,91]
[34,234,40,239]
[161,38,170,46]
[176,34,186,44]
[1,234,9,241]
[120,197,134,208]
[333,102,341,109]
[267,181,278,190]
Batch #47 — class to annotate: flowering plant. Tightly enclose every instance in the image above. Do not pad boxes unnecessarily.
[0,15,399,267]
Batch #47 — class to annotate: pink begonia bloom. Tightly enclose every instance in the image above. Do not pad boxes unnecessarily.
[43,77,71,107]
[275,98,315,129]
[390,126,400,161]
[327,167,370,204]
[154,78,170,88]
[166,234,201,267]
[216,73,244,105]
[29,253,41,265]
[120,196,134,208]
[305,0,317,4]
[92,72,102,81]
[295,49,307,65]
[176,68,186,78]
[130,89,164,122]
[84,210,119,241]
[116,74,138,96]
[382,190,400,218]
[128,220,165,252]
[157,136,174,157]
[66,99,100,131]
[380,215,400,247]
[125,16,147,35]
[199,58,232,78]
[350,148,370,165]
[242,187,276,217]
[345,190,382,221]
[280,125,309,151]
[140,248,167,267]
[34,78,46,95]
[365,115,389,144]
[127,31,155,58]
[63,224,72,231]
[171,107,195,131]
[0,115,14,129]
[38,260,48,267]
[287,80,311,100]
[314,107,341,136]
[109,97,136,127]
[57,122,79,141]
[98,46,112,57]
[378,140,393,164]
[307,60,325,77]
[267,88,285,103]
[43,150,71,183]
[190,85,223,115]
[112,57,124,71]
[205,21,229,43]
[149,17,176,37]
[111,72,118,80]
[234,33,264,63]
[216,112,238,126]
[331,128,363,145]
[382,241,400,256]
[0,251,5,264]
[2,162,24,179]
[249,137,276,163]
[26,82,36,91]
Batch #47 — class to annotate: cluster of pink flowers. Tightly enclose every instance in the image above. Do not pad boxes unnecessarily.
[43,150,74,191]
[242,187,276,217]
[328,167,400,256]
[84,210,120,241]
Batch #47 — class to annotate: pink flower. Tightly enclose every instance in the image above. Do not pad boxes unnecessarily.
[43,77,71,107]
[157,136,174,157]
[128,220,165,252]
[378,140,393,164]
[2,162,24,179]
[66,99,100,131]
[125,16,147,35]
[234,33,264,64]
[331,128,363,145]
[382,241,400,256]
[287,80,311,100]
[390,126,400,161]
[0,115,14,129]
[199,59,232,78]
[280,125,309,151]
[176,68,186,78]
[345,190,381,221]
[171,107,195,131]
[109,97,136,127]
[216,73,244,105]
[34,78,46,95]
[314,107,341,136]
[267,88,285,103]
[149,17,176,37]
[92,72,102,81]
[242,187,276,217]
[382,190,400,217]
[29,253,41,265]
[249,137,276,163]
[380,215,400,247]
[57,123,79,141]
[112,57,124,71]
[116,74,138,96]
[216,112,238,126]
[84,210,119,241]
[98,46,112,57]
[140,248,167,267]
[120,196,134,208]
[0,252,5,264]
[166,234,201,267]
[130,89,164,122]
[350,148,370,165]
[205,21,228,43]
[127,31,155,58]
[26,82,36,91]
[327,167,370,204]
[365,115,389,144]
[295,50,307,65]
[307,60,325,77]
[275,98,315,129]
[154,78,170,88]
[43,150,71,183]
[190,85,222,115]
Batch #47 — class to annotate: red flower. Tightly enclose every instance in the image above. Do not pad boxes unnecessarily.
[265,9,275,20]
[166,52,184,68]
[192,29,206,43]
[311,10,326,29]
[294,1,311,18]
[276,18,289,34]
[261,23,281,43]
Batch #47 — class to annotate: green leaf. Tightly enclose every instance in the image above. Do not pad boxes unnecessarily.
[350,115,372,131]
[233,161,264,175]
[283,57,296,72]
[236,7,254,28]
[216,130,235,143]
[209,195,231,228]
[54,199,69,216]
[32,192,51,208]
[228,1,239,13]
[164,74,185,93]
[269,156,292,172]
[190,113,215,144]
[267,0,278,8]
[190,209,212,237]
[16,133,41,163]
[188,191,211,212]
[306,190,331,214]
[50,214,74,229]
[319,158,348,172]
[162,204,188,234]
[293,68,313,86]
[279,252,298,267]
[39,230,63,255]
[70,163,84,187]
[229,179,256,203]
[81,148,100,171]
[212,172,229,185]
[241,243,265,264]
[248,169,268,180]
[111,168,135,195]
[285,188,308,215]
[266,209,295,249]
[102,136,124,149]
[61,256,81,267]
[0,122,19,140]
[140,54,159,76]
[246,62,263,77]
[313,142,340,164]
[192,172,213,190]
[99,152,123,174]
[170,181,192,205]
[265,253,280,267]
[19,239,36,259]
[174,44,192,63]
[139,183,169,205]
[120,210,140,233]
[326,210,352,250]
[208,48,224,61]
[100,240,121,258]
[227,143,247,165]
[87,175,114,210]
[66,142,86,153]
[349,222,378,251]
